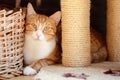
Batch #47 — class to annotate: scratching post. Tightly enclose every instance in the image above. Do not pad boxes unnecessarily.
[107,0,120,61]
[61,0,91,67]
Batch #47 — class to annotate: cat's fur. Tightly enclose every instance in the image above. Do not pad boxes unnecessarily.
[23,3,107,76]
[23,3,61,75]
[90,28,107,63]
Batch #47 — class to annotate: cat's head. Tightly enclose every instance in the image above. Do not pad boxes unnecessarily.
[25,3,61,41]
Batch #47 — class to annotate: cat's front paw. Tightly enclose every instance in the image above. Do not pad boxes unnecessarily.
[23,66,37,75]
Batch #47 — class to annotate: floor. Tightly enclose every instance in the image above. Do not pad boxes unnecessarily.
[6,62,120,80]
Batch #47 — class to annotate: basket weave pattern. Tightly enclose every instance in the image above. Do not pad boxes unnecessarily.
[0,9,25,79]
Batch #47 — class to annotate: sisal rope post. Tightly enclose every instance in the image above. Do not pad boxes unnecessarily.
[107,0,120,62]
[61,0,91,67]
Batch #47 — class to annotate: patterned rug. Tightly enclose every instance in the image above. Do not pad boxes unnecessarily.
[33,62,120,80]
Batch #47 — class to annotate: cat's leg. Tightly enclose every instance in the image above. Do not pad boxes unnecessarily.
[23,59,55,75]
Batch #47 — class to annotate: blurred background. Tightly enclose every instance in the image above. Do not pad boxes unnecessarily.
[0,0,106,35]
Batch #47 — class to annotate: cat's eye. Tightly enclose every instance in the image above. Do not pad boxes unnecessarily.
[44,27,50,31]
[31,24,37,28]
[30,24,37,30]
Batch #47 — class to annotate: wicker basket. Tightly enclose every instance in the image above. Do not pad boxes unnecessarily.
[0,9,25,79]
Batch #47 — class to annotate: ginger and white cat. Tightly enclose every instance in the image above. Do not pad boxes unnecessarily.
[23,3,61,75]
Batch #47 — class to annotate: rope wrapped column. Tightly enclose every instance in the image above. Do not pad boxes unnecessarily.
[61,0,91,67]
[107,0,120,61]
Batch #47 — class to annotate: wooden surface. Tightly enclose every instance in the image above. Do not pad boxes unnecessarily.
[7,76,33,80]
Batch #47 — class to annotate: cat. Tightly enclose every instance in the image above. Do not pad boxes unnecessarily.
[23,3,108,76]
[23,3,61,75]
[90,28,107,63]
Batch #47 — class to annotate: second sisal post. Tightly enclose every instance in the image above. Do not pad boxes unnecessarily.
[107,0,120,62]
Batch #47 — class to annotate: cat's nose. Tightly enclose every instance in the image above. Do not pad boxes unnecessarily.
[36,33,41,39]
[35,30,44,40]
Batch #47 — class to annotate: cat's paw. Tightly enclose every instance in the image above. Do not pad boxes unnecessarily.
[23,66,37,75]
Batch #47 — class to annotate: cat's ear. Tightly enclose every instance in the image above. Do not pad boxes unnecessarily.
[27,3,36,16]
[49,11,61,26]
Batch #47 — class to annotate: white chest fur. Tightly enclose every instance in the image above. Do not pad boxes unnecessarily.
[23,34,56,65]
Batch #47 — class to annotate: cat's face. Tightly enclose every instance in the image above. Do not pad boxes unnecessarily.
[26,3,61,41]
